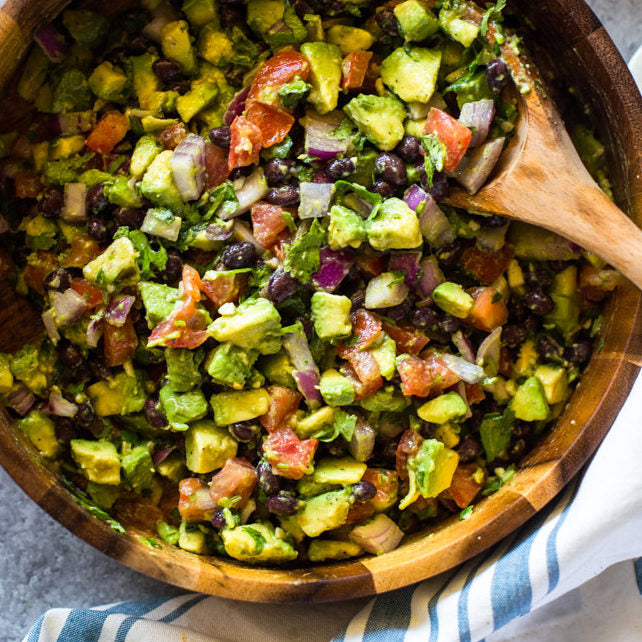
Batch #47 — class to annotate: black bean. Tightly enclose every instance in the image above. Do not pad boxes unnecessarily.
[161,250,183,284]
[439,314,461,333]
[396,136,421,163]
[219,5,244,28]
[412,307,438,330]
[39,187,64,219]
[478,214,507,228]
[381,440,399,464]
[524,290,554,316]
[222,242,257,269]
[437,240,468,269]
[211,510,226,530]
[350,289,366,311]
[209,126,231,149]
[229,165,253,181]
[127,33,151,55]
[257,459,281,496]
[265,184,299,207]
[264,158,295,185]
[326,436,346,457]
[537,334,563,360]
[565,340,592,365]
[152,58,182,83]
[167,81,190,96]
[513,420,532,439]
[43,268,70,292]
[90,355,112,380]
[87,184,111,216]
[352,480,377,502]
[486,59,509,93]
[114,207,144,229]
[508,299,527,322]
[510,438,527,460]
[229,421,260,443]
[143,396,168,428]
[523,263,552,290]
[268,269,297,302]
[293,0,315,18]
[502,324,526,347]
[375,152,407,186]
[385,296,414,322]
[457,436,481,463]
[422,171,450,200]
[326,157,356,181]
[376,8,399,35]
[75,401,95,428]
[298,316,314,342]
[523,315,540,333]
[238,442,259,464]
[266,491,299,516]
[57,341,84,369]
[418,420,436,439]
[54,417,78,444]
[87,218,109,242]
[370,180,395,199]
[312,170,330,183]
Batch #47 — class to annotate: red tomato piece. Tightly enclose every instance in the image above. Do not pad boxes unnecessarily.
[228,115,263,170]
[345,501,376,525]
[396,429,423,480]
[263,428,318,480]
[245,100,295,148]
[499,347,512,378]
[251,201,289,248]
[465,286,509,332]
[382,322,429,356]
[344,349,382,388]
[397,355,433,397]
[248,50,310,108]
[354,250,386,277]
[350,309,383,351]
[272,231,293,262]
[61,235,101,269]
[464,382,486,405]
[459,244,515,285]
[209,458,258,506]
[178,478,213,523]
[342,363,383,401]
[104,315,137,367]
[14,171,42,198]
[200,271,247,307]
[204,142,230,190]
[424,108,472,172]
[341,50,373,90]
[448,463,484,509]
[86,110,130,155]
[422,349,462,393]
[70,278,105,308]
[579,264,621,303]
[361,468,399,511]
[259,385,302,433]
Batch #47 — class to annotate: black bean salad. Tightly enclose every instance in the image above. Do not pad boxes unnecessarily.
[0,0,620,563]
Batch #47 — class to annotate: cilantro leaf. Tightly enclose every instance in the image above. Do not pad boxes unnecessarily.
[229,26,261,69]
[312,409,357,442]
[420,135,446,188]
[480,0,508,37]
[200,181,238,221]
[113,227,168,280]
[443,49,483,95]
[482,464,516,496]
[283,219,326,282]
[278,77,311,110]
[334,180,383,218]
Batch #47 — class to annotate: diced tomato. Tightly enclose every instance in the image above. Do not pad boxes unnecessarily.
[579,264,621,303]
[465,286,508,332]
[397,355,433,397]
[272,232,292,262]
[86,110,129,155]
[228,115,263,170]
[345,501,376,525]
[204,142,230,190]
[448,463,484,509]
[248,50,310,109]
[464,382,485,405]
[104,315,137,367]
[382,322,429,356]
[343,349,382,389]
[159,122,187,150]
[396,429,423,480]
[259,385,302,433]
[263,428,318,480]
[499,347,512,378]
[362,468,399,511]
[14,171,42,198]
[424,108,472,173]
[342,363,383,401]
[341,50,373,90]
[178,478,213,523]
[459,244,515,285]
[251,201,289,248]
[22,251,58,295]
[349,308,383,351]
[422,349,461,393]
[69,278,105,308]
[355,250,386,277]
[200,271,247,307]
[61,235,101,268]
[209,457,258,506]
[245,100,295,148]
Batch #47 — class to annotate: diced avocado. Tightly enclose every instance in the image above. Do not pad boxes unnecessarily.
[166,348,204,392]
[511,376,549,421]
[438,7,480,47]
[311,457,366,485]
[394,0,439,41]
[247,0,285,35]
[311,292,352,340]
[182,0,219,30]
[507,259,526,295]
[185,419,238,473]
[320,369,355,406]
[139,282,179,326]
[432,281,474,318]
[300,42,342,115]
[121,445,155,492]
[369,333,396,379]
[176,81,219,122]
[130,135,161,178]
[87,482,120,510]
[17,410,62,459]
[139,150,185,214]
[328,205,366,250]
[131,54,161,111]
[62,9,109,48]
[18,47,50,102]
[418,392,467,424]
[308,539,363,562]
[159,384,209,431]
[49,135,86,159]
[105,176,144,209]
[83,237,140,290]
[259,351,296,389]
[326,25,374,54]
[295,406,335,439]
[87,372,147,416]
[344,94,406,152]
[513,339,538,378]
[157,520,180,545]
[0,354,13,394]
[298,489,352,537]
[359,386,409,412]
[380,47,441,103]
[51,69,92,113]
[71,439,121,485]
[198,27,234,66]
[451,71,493,109]
[156,451,187,483]
[88,62,128,102]
[221,521,297,563]
[210,388,270,426]
[534,364,568,405]
[297,477,338,498]
[367,198,422,251]
[178,521,209,554]
[208,298,282,355]
[161,20,198,75]
[545,266,580,335]
[140,208,182,241]
[10,342,56,397]
[433,422,460,448]
[77,169,111,188]
[24,215,57,250]
[205,343,258,389]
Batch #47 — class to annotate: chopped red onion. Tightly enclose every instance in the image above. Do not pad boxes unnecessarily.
[453,137,505,194]
[42,390,78,418]
[86,315,104,348]
[403,183,429,212]
[348,417,375,462]
[152,445,176,466]
[205,221,234,241]
[388,252,421,287]
[416,192,455,248]
[41,309,60,344]
[8,385,36,416]
[232,219,265,255]
[61,183,87,223]
[476,221,509,253]
[298,182,334,219]
[312,247,354,292]
[365,272,409,309]
[304,110,349,160]
[51,111,95,137]
[50,288,88,328]
[442,353,486,384]
[293,369,322,406]
[455,381,473,420]
[451,330,475,362]
[34,23,67,63]
[350,514,404,555]
[170,134,206,202]
[283,326,321,405]
[105,295,135,327]
[458,99,495,147]
[194,487,217,512]
[476,326,502,373]
[416,256,445,296]
[219,168,269,219]
[224,86,250,126]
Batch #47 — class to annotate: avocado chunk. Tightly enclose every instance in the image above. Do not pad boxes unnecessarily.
[294,406,335,439]
[139,282,179,326]
[545,266,580,335]
[364,272,409,309]
[326,25,374,54]
[182,0,219,30]
[105,176,144,209]
[328,205,366,250]
[121,445,155,492]
[130,135,161,178]
[394,0,439,41]
[161,20,198,75]
[185,419,238,473]
[197,27,234,66]
[83,237,140,291]
[165,348,204,392]
[359,386,409,412]
[71,439,121,485]
[439,7,480,47]
[88,62,128,102]
[432,281,474,318]
[513,339,538,378]
[87,482,120,510]
[221,521,297,563]
[210,388,270,425]
[380,47,441,103]
[259,350,296,389]
[479,410,513,461]
[344,94,406,151]
[308,539,363,562]
[62,9,109,48]
[10,341,56,396]
[311,292,352,340]
[369,333,396,379]
[320,369,355,406]
[140,150,186,214]
[366,197,422,250]
[247,0,285,35]
[176,81,219,122]
[300,42,342,114]
[157,520,180,545]
[204,343,259,389]
[131,53,163,112]
[311,456,366,485]
[534,364,569,404]
[208,298,282,355]
[512,376,549,421]
[298,489,353,537]
[178,522,209,554]
[156,451,187,483]
[0,353,13,394]
[17,410,62,459]
[159,384,208,431]
[87,372,147,416]
[418,392,468,424]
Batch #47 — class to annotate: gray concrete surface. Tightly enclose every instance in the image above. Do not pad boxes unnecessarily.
[0,1,640,640]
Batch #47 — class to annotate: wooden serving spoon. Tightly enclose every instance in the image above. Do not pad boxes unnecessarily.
[443,13,642,289]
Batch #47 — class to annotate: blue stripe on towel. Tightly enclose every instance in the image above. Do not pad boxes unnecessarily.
[159,594,209,623]
[457,550,495,642]
[546,485,577,594]
[428,569,460,642]
[362,586,414,641]
[633,559,642,594]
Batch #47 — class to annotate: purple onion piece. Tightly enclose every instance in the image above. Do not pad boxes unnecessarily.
[304,110,349,160]
[219,168,269,220]
[458,99,496,147]
[86,315,104,348]
[416,192,455,248]
[350,514,404,555]
[8,385,36,416]
[105,295,135,327]
[205,221,234,241]
[41,390,77,418]
[41,309,60,344]
[454,137,506,195]
[451,330,475,362]
[34,23,67,63]
[152,445,176,466]
[388,251,421,287]
[293,369,322,406]
[403,183,429,212]
[224,86,250,126]
[312,247,354,292]
[170,134,206,202]
[348,417,375,462]
[416,256,445,297]
[455,381,473,420]
[476,326,502,373]
[51,111,95,137]
[298,182,334,219]
[283,325,321,406]
[61,183,87,223]
[442,353,486,384]
[50,289,88,328]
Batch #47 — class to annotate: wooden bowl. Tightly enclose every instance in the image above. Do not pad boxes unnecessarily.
[0,0,640,603]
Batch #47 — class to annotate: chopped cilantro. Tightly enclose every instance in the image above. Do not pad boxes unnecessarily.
[277,77,311,110]
[420,135,446,188]
[312,409,357,442]
[114,227,168,280]
[459,506,474,520]
[242,526,266,554]
[284,219,326,282]
[482,464,516,496]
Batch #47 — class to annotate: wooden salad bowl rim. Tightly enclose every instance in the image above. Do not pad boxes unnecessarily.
[0,0,640,603]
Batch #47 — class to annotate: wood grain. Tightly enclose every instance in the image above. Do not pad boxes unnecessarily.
[0,0,639,603]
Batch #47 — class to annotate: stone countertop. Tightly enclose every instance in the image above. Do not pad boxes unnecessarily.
[1,1,641,640]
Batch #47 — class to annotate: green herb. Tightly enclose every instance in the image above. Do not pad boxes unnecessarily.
[156,521,180,546]
[482,464,516,496]
[312,409,357,442]
[459,506,474,520]
[201,181,238,221]
[261,137,293,161]
[479,408,514,462]
[420,135,446,188]
[335,180,383,219]
[443,49,483,95]
[491,291,502,303]
[42,153,94,185]
[72,494,126,534]
[114,227,168,280]
[138,536,162,550]
[265,3,307,48]
[284,219,326,282]
[480,0,507,37]
[277,77,311,110]
[248,262,273,291]
[229,26,261,68]
[242,526,266,554]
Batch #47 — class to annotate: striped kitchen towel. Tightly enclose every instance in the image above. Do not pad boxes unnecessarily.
[23,370,642,642]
